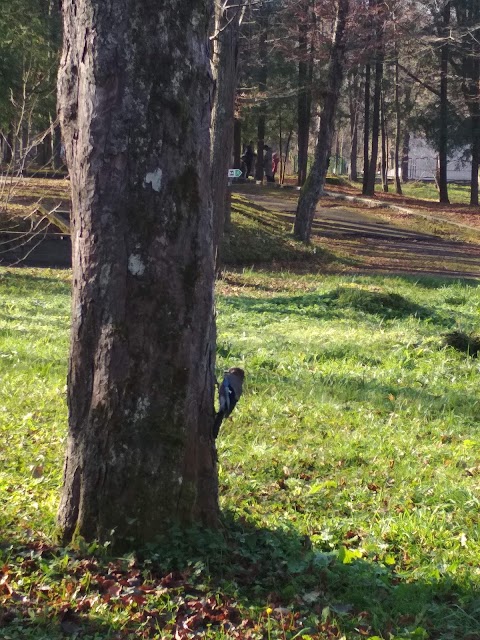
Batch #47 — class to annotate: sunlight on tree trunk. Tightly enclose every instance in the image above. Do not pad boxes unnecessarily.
[57,0,218,548]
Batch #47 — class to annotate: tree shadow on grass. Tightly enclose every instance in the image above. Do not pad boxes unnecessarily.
[221,287,455,327]
[1,514,480,639]
[0,609,121,640]
[143,514,480,639]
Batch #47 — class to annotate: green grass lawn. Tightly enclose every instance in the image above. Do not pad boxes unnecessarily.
[391,182,471,204]
[318,176,472,205]
[1,267,480,639]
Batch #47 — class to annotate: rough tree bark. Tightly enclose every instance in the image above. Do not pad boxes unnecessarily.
[293,0,349,243]
[211,0,242,263]
[57,0,218,547]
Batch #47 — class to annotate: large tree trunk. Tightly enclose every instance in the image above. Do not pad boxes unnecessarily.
[57,0,217,548]
[293,0,349,243]
[438,1,450,204]
[211,0,242,265]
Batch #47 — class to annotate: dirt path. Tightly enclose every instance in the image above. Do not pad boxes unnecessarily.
[235,185,480,279]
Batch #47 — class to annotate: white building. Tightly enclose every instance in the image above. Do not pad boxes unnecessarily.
[392,136,471,182]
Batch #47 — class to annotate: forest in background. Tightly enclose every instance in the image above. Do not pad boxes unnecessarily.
[1,0,480,205]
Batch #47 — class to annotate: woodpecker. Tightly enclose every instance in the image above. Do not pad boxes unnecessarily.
[213,367,245,438]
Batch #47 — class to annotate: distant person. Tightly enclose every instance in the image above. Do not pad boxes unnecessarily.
[264,145,274,183]
[272,151,279,181]
[242,141,255,179]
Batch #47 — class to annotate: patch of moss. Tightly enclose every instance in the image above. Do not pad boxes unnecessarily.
[222,195,330,267]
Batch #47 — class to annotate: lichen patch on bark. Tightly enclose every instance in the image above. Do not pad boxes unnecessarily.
[127,254,146,276]
[144,168,163,192]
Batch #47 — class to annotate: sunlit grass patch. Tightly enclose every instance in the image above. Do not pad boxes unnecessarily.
[394,181,471,205]
[1,267,480,638]
[0,269,70,541]
[216,271,480,637]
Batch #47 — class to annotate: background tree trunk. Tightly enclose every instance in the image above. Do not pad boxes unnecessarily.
[293,0,349,243]
[469,102,480,206]
[348,69,360,182]
[438,1,450,204]
[362,63,371,194]
[454,0,480,206]
[365,54,383,195]
[394,57,402,195]
[53,123,63,169]
[401,130,410,182]
[297,6,313,187]
[255,16,268,182]
[3,124,14,164]
[381,86,388,192]
[233,118,242,170]
[211,0,242,266]
[57,0,217,548]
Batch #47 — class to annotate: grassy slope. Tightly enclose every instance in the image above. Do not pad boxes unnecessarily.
[1,203,480,639]
[223,194,325,267]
